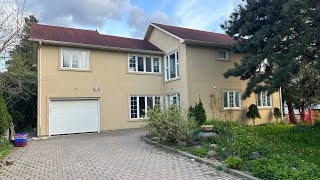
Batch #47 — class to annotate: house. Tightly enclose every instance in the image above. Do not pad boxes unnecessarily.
[30,23,283,136]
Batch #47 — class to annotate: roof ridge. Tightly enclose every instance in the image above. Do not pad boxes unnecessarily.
[151,22,231,37]
[100,34,145,41]
[33,23,98,33]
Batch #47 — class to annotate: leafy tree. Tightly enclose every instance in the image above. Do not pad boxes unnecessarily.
[221,0,320,124]
[247,104,261,125]
[2,15,38,131]
[273,107,281,123]
[0,93,12,135]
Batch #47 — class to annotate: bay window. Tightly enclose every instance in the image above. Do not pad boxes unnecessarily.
[165,51,179,80]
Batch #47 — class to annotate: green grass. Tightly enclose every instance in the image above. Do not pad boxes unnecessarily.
[0,138,13,160]
[247,124,320,166]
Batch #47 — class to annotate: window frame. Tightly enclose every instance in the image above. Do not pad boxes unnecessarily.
[257,91,272,108]
[60,48,90,70]
[127,54,162,74]
[166,93,180,109]
[223,90,241,109]
[217,49,229,60]
[129,95,163,120]
[165,50,179,81]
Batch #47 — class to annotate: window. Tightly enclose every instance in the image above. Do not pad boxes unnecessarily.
[61,48,89,70]
[257,91,272,107]
[128,55,161,73]
[166,93,180,109]
[130,95,162,119]
[223,90,241,109]
[218,50,228,60]
[165,51,179,80]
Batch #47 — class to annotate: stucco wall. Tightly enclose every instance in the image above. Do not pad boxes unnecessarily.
[38,45,164,136]
[186,45,281,124]
[148,28,189,109]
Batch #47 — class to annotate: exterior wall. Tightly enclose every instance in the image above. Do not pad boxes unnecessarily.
[186,45,281,124]
[148,28,189,109]
[38,45,164,136]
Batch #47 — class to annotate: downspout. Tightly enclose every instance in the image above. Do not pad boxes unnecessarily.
[279,87,284,121]
[37,41,42,136]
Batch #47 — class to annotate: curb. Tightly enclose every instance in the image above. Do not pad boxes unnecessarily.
[143,137,259,180]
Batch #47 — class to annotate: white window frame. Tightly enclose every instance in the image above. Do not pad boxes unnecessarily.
[165,50,179,81]
[217,49,229,60]
[61,48,89,70]
[127,55,162,74]
[257,91,272,108]
[223,90,241,109]
[129,95,163,119]
[166,93,180,109]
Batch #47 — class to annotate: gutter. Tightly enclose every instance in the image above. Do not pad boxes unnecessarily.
[29,38,165,55]
[182,39,234,49]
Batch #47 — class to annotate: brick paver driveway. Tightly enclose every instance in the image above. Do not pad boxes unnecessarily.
[1,129,240,180]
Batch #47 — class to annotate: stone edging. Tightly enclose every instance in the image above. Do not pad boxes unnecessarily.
[143,137,259,180]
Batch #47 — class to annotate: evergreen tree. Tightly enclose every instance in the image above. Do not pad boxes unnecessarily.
[222,0,320,124]
[0,93,12,135]
[247,104,261,125]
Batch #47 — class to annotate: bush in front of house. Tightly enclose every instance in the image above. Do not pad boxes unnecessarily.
[247,104,261,125]
[146,105,196,143]
[273,107,281,123]
[188,98,206,125]
[0,93,12,136]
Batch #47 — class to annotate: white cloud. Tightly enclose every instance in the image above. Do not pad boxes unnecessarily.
[127,6,172,38]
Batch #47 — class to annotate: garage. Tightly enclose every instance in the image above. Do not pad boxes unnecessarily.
[49,99,100,135]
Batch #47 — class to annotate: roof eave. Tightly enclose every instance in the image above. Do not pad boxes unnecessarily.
[182,39,234,49]
[29,38,165,55]
[145,23,184,43]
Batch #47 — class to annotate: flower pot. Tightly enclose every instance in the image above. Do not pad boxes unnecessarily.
[200,125,213,132]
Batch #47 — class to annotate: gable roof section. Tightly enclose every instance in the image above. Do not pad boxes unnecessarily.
[145,23,236,47]
[30,24,163,54]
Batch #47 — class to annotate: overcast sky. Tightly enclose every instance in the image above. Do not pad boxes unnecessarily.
[26,0,244,38]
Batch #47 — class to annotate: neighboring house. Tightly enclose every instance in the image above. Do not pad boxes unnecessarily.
[30,23,282,136]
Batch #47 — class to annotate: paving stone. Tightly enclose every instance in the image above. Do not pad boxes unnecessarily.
[0,129,240,180]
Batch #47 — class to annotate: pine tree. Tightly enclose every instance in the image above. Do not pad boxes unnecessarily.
[222,0,320,124]
[0,93,12,135]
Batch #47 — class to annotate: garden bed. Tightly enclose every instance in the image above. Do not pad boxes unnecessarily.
[148,120,320,179]
[0,138,13,161]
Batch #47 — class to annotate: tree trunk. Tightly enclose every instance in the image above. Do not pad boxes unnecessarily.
[300,102,306,123]
[287,101,297,124]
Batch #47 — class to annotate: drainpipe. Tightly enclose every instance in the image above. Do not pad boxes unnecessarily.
[37,41,42,136]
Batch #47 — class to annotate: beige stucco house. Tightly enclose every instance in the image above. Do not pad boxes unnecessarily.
[30,23,283,136]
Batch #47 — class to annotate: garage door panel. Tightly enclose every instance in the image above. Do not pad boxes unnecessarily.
[50,99,99,135]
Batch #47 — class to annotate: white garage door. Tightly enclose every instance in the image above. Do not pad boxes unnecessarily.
[50,99,100,135]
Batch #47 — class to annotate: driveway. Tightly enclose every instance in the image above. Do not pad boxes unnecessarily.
[1,129,240,180]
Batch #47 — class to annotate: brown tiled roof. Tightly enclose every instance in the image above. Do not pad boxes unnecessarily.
[152,23,236,45]
[30,24,163,53]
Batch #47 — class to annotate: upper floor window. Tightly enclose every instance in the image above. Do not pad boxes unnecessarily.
[128,55,161,73]
[223,90,241,109]
[257,91,272,107]
[61,48,89,70]
[165,51,179,80]
[218,50,229,60]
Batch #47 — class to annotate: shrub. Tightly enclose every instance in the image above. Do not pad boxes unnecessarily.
[247,104,261,125]
[146,105,196,143]
[273,107,281,123]
[0,93,12,136]
[188,98,206,125]
[224,156,243,169]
